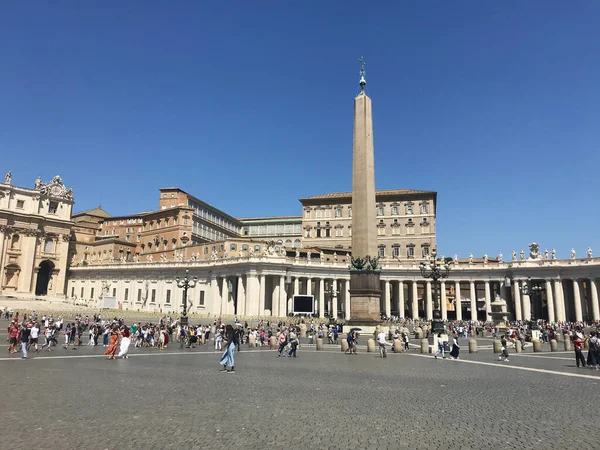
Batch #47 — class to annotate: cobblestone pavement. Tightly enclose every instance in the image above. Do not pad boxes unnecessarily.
[1,328,599,450]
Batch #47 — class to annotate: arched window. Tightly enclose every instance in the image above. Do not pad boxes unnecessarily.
[293,239,301,248]
[230,244,237,251]
[44,238,54,253]
[10,234,20,250]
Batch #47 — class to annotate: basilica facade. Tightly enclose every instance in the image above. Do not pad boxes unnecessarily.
[0,173,74,298]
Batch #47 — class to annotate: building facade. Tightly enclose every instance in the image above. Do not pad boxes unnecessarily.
[0,173,74,297]
[300,189,437,259]
[66,246,600,323]
[239,216,302,248]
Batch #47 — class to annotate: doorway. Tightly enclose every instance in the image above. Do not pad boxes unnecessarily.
[35,260,55,295]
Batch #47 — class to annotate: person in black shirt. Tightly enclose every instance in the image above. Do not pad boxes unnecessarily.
[20,323,31,360]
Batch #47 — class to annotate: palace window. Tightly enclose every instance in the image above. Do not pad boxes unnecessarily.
[377,225,386,236]
[392,245,400,258]
[378,246,385,258]
[421,221,431,234]
[254,245,261,252]
[335,227,343,237]
[348,226,352,237]
[422,245,430,258]
[137,289,142,303]
[407,246,415,259]
[325,209,331,218]
[199,290,205,306]
[348,207,352,217]
[124,288,129,301]
[405,203,414,215]
[294,239,301,248]
[44,238,54,253]
[80,287,84,298]
[151,289,156,303]
[377,206,384,216]
[335,208,342,218]
[391,206,399,215]
[16,200,24,209]
[315,209,322,219]
[230,244,237,251]
[304,209,311,219]
[90,288,95,299]
[242,244,248,251]
[420,203,429,214]
[49,201,58,214]
[325,228,331,238]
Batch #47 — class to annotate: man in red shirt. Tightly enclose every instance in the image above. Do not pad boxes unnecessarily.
[8,323,19,354]
[573,333,586,368]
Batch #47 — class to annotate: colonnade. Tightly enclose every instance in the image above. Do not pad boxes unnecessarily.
[66,257,600,323]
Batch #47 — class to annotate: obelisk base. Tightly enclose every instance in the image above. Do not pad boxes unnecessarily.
[348,272,382,324]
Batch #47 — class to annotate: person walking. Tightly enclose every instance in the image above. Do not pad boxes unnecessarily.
[104,325,120,360]
[573,334,586,368]
[449,334,460,359]
[277,329,288,357]
[117,325,131,359]
[587,331,600,370]
[219,325,237,373]
[434,333,446,359]
[20,323,30,360]
[499,335,509,362]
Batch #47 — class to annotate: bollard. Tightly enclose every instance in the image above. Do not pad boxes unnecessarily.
[341,340,349,352]
[555,333,563,342]
[515,340,522,353]
[269,336,278,349]
[316,338,324,351]
[415,328,423,339]
[564,338,572,351]
[420,338,429,354]
[550,339,558,352]
[248,334,256,347]
[469,339,477,353]
[533,340,542,352]
[367,338,376,352]
[493,340,502,353]
[393,339,402,353]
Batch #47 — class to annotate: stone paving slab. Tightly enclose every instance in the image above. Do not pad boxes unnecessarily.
[1,338,599,450]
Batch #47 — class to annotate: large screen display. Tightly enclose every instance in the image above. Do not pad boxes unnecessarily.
[292,295,314,314]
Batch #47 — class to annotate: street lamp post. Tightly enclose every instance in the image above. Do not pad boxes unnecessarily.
[521,278,544,328]
[175,269,197,327]
[324,282,339,323]
[419,248,452,334]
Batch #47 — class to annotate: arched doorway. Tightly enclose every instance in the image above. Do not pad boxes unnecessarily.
[35,260,55,295]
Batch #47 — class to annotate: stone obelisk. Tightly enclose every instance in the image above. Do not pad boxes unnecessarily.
[349,58,382,323]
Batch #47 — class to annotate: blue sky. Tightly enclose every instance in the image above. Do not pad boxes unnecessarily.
[1,2,599,258]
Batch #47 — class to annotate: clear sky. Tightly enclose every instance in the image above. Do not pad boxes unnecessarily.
[1,2,599,259]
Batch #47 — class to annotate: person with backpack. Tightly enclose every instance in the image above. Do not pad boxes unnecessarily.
[587,331,600,370]
[277,329,288,357]
[219,324,237,373]
[573,333,586,368]
[499,335,509,362]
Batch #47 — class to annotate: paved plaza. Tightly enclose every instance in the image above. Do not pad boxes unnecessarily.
[1,324,598,450]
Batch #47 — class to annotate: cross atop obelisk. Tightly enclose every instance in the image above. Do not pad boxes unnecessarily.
[359,56,366,91]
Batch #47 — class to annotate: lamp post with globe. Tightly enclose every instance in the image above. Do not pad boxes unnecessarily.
[419,248,452,334]
[175,269,197,327]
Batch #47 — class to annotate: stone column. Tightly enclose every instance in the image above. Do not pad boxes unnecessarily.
[545,279,555,323]
[332,279,338,320]
[210,275,220,316]
[440,281,447,320]
[294,277,299,296]
[384,279,391,318]
[573,279,583,322]
[553,279,565,322]
[306,277,312,296]
[344,279,351,320]
[259,274,266,316]
[455,281,462,321]
[278,275,286,318]
[398,281,405,319]
[411,280,418,319]
[521,284,531,322]
[318,278,325,318]
[248,273,261,316]
[425,281,433,320]
[469,281,477,321]
[513,281,522,321]
[590,279,599,321]
[222,276,229,315]
[19,234,38,293]
[237,275,246,316]
[484,281,491,319]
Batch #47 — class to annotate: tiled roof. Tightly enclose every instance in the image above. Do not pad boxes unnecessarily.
[72,206,112,218]
[300,189,435,201]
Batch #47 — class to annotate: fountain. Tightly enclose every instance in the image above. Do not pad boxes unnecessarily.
[488,295,509,335]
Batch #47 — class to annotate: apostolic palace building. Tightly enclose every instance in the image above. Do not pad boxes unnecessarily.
[2,83,599,324]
